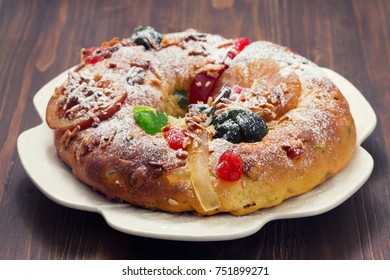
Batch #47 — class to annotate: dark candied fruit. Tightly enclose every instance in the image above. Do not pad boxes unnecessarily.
[174,90,188,109]
[126,66,146,86]
[213,108,268,143]
[235,109,268,142]
[213,119,241,143]
[131,26,163,50]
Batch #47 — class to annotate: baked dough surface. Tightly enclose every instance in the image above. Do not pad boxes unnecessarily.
[47,28,356,215]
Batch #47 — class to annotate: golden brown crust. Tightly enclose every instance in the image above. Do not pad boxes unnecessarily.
[49,30,356,216]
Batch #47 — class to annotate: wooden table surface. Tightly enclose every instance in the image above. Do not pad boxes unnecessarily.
[1,0,389,260]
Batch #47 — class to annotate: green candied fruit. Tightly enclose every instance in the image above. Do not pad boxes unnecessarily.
[133,106,168,134]
[174,90,188,109]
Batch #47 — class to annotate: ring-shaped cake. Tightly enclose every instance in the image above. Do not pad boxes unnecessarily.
[46,27,356,215]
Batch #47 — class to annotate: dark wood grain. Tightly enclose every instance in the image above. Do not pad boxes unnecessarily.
[1,0,389,260]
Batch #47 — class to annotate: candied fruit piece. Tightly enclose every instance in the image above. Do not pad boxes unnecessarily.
[188,37,251,105]
[213,108,268,143]
[216,150,243,182]
[188,71,219,104]
[164,127,186,150]
[131,26,163,50]
[283,145,305,159]
[133,106,167,134]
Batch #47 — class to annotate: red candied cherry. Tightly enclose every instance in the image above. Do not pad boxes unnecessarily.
[86,56,104,65]
[283,145,305,159]
[164,127,186,150]
[82,47,97,59]
[234,37,251,52]
[226,37,251,60]
[216,150,244,182]
[82,47,104,65]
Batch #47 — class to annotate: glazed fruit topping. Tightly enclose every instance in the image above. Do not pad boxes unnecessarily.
[186,104,268,144]
[131,26,163,50]
[234,37,251,52]
[225,37,251,61]
[188,37,251,105]
[133,106,168,134]
[81,47,104,65]
[164,127,186,150]
[46,73,127,130]
[213,108,268,143]
[283,145,305,159]
[187,133,221,211]
[188,72,218,104]
[81,38,122,66]
[216,150,243,182]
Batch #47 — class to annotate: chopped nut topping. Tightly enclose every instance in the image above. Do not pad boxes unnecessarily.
[62,125,81,148]
[176,150,188,159]
[168,198,179,206]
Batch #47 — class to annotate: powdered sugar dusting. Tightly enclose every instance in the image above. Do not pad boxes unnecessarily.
[50,29,356,215]
[62,32,350,176]
[235,41,333,85]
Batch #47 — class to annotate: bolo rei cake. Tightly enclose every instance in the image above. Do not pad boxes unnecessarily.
[46,26,356,215]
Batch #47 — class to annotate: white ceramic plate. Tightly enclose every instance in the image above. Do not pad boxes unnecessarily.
[17,68,376,241]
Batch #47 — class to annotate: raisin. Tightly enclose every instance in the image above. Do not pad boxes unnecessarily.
[126,66,145,86]
[131,26,163,50]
